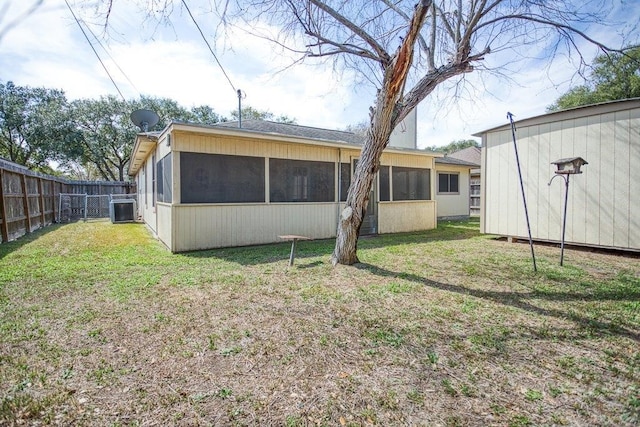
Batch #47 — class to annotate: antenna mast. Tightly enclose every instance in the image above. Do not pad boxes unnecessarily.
[237,89,242,129]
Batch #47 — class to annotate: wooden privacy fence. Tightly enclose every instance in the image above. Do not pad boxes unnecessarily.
[0,159,135,243]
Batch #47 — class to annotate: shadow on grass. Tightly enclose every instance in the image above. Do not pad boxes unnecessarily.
[180,219,483,266]
[0,222,65,260]
[355,262,640,343]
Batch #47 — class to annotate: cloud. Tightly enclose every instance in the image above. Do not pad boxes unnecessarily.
[1,0,637,149]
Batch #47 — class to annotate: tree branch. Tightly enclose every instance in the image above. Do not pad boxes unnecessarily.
[307,0,392,65]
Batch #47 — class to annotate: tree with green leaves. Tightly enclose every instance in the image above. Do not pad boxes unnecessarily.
[0,81,73,170]
[67,95,199,181]
[425,139,479,154]
[548,46,640,111]
[230,106,296,124]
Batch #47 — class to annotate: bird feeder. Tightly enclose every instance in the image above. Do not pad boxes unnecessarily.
[551,157,588,175]
[548,157,588,266]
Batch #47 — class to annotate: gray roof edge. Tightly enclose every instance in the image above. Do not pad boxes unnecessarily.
[472,97,640,137]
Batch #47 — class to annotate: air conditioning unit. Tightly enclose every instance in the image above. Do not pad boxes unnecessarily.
[110,199,137,223]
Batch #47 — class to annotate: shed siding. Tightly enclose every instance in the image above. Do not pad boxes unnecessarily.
[481,101,640,251]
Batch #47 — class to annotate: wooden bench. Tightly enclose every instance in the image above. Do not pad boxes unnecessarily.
[278,235,311,266]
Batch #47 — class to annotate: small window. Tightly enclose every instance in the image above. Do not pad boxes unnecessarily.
[438,172,459,194]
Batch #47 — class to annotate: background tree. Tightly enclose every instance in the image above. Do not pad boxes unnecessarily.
[0,81,73,170]
[424,139,479,154]
[230,106,296,123]
[68,95,197,181]
[188,105,226,124]
[548,46,640,111]
[344,121,369,137]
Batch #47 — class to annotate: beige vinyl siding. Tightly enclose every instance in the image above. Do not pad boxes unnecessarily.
[139,154,156,233]
[378,201,436,234]
[480,100,640,251]
[434,164,470,218]
[132,123,439,252]
[172,203,337,252]
[156,203,172,250]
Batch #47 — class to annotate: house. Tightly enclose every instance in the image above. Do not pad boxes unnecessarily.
[434,155,477,220]
[129,120,440,252]
[475,98,640,252]
[447,146,481,217]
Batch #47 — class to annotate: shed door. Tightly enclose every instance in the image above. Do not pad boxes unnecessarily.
[353,159,377,235]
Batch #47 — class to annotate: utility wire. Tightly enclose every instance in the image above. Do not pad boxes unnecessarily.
[180,0,237,94]
[64,0,127,102]
[80,17,141,97]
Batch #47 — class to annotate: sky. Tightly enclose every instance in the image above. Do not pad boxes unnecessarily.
[1,0,638,148]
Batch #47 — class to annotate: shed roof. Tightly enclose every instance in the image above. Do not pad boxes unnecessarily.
[473,97,640,137]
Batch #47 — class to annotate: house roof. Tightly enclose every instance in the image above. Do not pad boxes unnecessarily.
[130,119,438,176]
[212,120,365,145]
[435,156,478,167]
[446,146,481,166]
[473,97,640,137]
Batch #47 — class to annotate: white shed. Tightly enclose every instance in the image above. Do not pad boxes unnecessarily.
[475,98,640,252]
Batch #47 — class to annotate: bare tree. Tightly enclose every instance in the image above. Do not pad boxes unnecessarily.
[100,0,634,265]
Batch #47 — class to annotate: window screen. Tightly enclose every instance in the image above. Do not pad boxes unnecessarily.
[270,158,335,202]
[180,152,265,203]
[379,166,390,201]
[156,153,172,203]
[339,163,351,202]
[392,166,430,200]
[438,173,459,194]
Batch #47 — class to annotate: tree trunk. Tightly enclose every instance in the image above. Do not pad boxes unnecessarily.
[331,0,431,266]
[331,91,397,266]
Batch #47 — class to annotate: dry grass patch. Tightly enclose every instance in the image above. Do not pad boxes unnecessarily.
[1,219,638,426]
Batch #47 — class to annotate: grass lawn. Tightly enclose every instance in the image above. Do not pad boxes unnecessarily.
[0,219,638,426]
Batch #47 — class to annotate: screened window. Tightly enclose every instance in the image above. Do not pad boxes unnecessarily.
[180,152,265,203]
[151,154,156,207]
[156,153,172,203]
[392,167,430,200]
[379,166,390,201]
[438,172,459,194]
[270,158,335,202]
[339,162,351,202]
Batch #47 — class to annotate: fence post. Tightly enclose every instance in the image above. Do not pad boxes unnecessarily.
[0,169,8,243]
[20,173,31,234]
[38,178,46,226]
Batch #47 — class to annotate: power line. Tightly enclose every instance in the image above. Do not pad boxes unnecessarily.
[180,0,237,94]
[64,0,127,102]
[80,18,141,97]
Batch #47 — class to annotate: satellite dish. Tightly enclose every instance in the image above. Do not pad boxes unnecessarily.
[130,109,159,132]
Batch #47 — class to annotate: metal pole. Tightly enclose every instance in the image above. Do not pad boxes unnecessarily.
[560,174,570,266]
[507,112,537,272]
[237,89,242,129]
